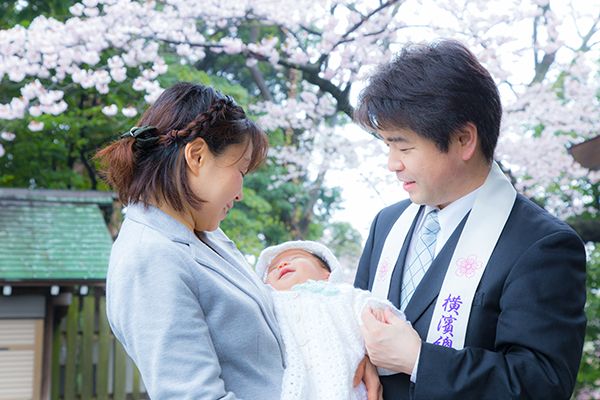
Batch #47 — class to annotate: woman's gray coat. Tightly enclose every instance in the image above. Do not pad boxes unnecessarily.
[107,203,285,399]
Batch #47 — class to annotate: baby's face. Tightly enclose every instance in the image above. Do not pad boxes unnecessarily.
[265,249,330,291]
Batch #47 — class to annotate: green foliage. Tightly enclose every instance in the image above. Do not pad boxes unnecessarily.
[322,221,363,270]
[194,23,287,98]
[0,32,350,261]
[0,0,72,28]
[0,1,361,263]
[220,187,272,257]
[0,78,142,188]
[0,51,261,190]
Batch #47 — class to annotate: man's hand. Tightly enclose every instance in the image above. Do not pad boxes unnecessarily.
[361,307,422,375]
[353,356,382,400]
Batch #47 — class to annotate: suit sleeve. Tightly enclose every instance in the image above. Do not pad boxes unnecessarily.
[107,250,241,400]
[354,210,382,290]
[413,230,587,400]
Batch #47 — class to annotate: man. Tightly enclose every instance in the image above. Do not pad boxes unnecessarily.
[354,39,586,399]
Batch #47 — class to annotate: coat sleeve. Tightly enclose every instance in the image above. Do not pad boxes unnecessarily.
[107,248,242,400]
[413,230,587,400]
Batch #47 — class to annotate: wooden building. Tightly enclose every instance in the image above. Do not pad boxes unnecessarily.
[0,188,145,400]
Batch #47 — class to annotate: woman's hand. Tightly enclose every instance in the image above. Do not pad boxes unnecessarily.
[353,355,383,400]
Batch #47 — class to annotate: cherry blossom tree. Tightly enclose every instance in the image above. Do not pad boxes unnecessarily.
[1,0,597,225]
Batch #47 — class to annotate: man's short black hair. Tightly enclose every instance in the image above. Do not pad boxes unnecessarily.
[354,39,502,162]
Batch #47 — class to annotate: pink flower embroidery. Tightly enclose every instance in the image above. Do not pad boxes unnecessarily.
[378,259,391,281]
[455,255,483,278]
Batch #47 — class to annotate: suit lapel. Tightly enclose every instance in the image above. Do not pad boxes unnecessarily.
[404,214,469,324]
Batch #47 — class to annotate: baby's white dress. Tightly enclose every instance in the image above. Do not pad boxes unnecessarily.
[271,280,396,400]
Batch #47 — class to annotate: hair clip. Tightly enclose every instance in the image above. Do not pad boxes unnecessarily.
[224,94,236,106]
[120,125,156,139]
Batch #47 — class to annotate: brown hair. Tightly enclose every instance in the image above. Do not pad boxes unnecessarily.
[95,82,268,210]
[354,39,501,162]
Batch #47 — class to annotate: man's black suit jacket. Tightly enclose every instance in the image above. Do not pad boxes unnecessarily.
[355,194,586,399]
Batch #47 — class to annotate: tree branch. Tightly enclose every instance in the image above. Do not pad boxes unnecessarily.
[296,168,327,238]
[299,24,322,36]
[530,51,557,85]
[533,12,540,66]
[577,11,600,52]
[156,35,321,75]
[317,0,402,66]
[247,25,273,101]
[529,4,556,85]
[156,38,225,50]
[301,67,354,118]
[80,149,97,190]
[156,32,355,117]
[282,26,310,53]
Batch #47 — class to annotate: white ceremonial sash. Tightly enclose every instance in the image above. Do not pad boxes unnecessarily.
[371,203,420,300]
[425,162,516,350]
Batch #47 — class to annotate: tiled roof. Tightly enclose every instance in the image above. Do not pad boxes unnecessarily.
[0,189,115,282]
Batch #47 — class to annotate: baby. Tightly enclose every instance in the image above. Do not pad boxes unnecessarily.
[256,240,404,400]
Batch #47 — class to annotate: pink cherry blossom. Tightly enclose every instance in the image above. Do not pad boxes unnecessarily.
[0,0,596,222]
[121,106,138,118]
[28,121,44,132]
[102,104,118,116]
[1,132,16,141]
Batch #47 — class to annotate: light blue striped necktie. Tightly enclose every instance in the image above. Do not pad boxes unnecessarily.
[401,210,440,311]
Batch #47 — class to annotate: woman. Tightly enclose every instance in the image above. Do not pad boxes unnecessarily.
[96,82,283,399]
[96,82,379,399]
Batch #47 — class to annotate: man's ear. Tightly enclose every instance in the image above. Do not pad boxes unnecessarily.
[184,138,209,175]
[455,122,478,161]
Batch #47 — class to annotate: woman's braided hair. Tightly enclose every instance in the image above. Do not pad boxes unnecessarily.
[95,82,268,211]
[156,95,241,148]
[125,94,244,151]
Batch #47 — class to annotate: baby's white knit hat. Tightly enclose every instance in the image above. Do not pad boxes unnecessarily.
[255,240,344,283]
